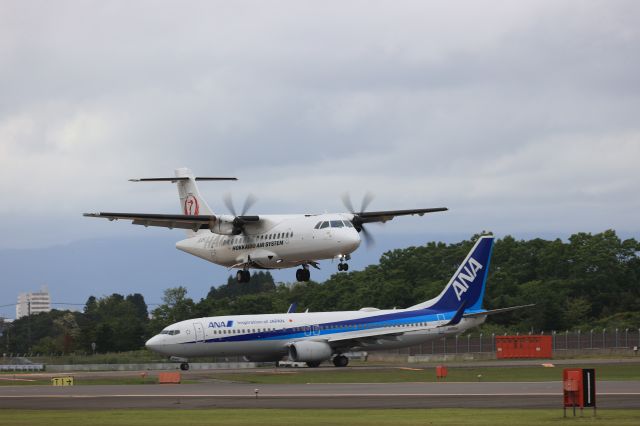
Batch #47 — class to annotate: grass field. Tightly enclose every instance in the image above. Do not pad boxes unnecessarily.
[202,363,640,384]
[0,409,638,426]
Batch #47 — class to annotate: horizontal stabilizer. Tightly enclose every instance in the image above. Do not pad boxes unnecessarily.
[129,177,237,182]
[463,304,535,318]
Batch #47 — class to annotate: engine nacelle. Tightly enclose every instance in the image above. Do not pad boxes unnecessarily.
[288,341,333,362]
[208,217,239,235]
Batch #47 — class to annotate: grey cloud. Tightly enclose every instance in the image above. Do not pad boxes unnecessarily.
[0,0,639,250]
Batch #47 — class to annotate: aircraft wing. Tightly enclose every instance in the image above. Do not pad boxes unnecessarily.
[354,207,448,224]
[325,324,438,350]
[83,212,214,231]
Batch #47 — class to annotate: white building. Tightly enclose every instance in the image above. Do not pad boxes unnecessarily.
[16,286,51,319]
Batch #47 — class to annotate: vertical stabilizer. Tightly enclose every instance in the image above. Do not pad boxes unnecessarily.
[174,168,215,216]
[410,236,494,311]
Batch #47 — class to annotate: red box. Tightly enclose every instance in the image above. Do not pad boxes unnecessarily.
[158,372,181,384]
[436,365,448,379]
[496,335,552,359]
[563,368,596,408]
[564,369,583,407]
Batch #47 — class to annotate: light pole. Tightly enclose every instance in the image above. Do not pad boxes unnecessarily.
[577,329,581,350]
[625,328,629,348]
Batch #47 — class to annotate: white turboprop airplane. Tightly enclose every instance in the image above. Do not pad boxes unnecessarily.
[85,168,447,283]
[145,236,533,370]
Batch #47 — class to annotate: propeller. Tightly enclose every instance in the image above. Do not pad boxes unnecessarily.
[223,193,258,235]
[342,192,376,248]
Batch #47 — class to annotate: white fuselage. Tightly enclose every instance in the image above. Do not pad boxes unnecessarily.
[175,214,361,269]
[145,307,486,361]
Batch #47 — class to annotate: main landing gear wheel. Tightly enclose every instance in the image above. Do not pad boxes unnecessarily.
[236,270,251,283]
[180,362,190,371]
[332,355,349,367]
[338,263,349,271]
[295,268,311,282]
[306,361,321,368]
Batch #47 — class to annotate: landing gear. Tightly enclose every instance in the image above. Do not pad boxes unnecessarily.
[296,267,310,282]
[338,254,350,272]
[180,362,190,371]
[236,269,251,283]
[332,355,349,367]
[306,361,321,368]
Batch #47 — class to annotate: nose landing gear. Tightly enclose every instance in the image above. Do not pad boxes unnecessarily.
[337,254,351,272]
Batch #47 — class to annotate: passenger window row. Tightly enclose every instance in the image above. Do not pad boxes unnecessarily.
[213,232,294,247]
[210,321,427,336]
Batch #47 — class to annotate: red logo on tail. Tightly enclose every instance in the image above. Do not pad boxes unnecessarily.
[184,195,200,215]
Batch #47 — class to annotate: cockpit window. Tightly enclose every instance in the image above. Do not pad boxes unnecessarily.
[314,222,322,229]
[343,220,353,228]
[330,220,344,228]
[160,329,180,335]
[319,221,329,229]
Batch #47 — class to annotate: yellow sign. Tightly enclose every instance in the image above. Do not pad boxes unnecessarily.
[51,376,74,386]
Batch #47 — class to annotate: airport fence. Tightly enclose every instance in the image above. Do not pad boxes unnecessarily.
[381,328,640,357]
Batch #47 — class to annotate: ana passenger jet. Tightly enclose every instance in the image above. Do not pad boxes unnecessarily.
[84,168,447,283]
[145,236,533,370]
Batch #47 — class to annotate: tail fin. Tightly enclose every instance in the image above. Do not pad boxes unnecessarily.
[174,167,215,216]
[410,236,494,311]
[129,168,236,237]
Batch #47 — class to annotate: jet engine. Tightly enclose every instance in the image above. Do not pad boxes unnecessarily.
[288,341,333,362]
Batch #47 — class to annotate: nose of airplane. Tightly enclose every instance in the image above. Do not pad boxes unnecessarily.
[145,335,162,352]
[344,229,361,252]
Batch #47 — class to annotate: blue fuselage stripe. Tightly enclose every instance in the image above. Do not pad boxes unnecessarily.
[181,308,486,345]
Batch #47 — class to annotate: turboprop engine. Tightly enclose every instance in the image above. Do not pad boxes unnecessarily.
[288,341,333,362]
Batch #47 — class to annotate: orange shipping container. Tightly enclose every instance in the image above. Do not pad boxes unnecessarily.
[495,335,552,359]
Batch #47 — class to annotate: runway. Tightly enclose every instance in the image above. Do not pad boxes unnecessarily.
[1,381,639,409]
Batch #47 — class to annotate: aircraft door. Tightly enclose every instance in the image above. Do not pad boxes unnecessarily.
[194,322,205,342]
[304,325,320,336]
[208,236,217,260]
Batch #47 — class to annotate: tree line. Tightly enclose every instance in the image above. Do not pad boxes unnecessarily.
[2,230,638,354]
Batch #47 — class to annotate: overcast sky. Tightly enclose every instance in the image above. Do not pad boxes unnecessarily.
[1,1,639,313]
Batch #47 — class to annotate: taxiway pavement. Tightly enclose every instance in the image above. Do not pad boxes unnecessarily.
[1,381,638,409]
